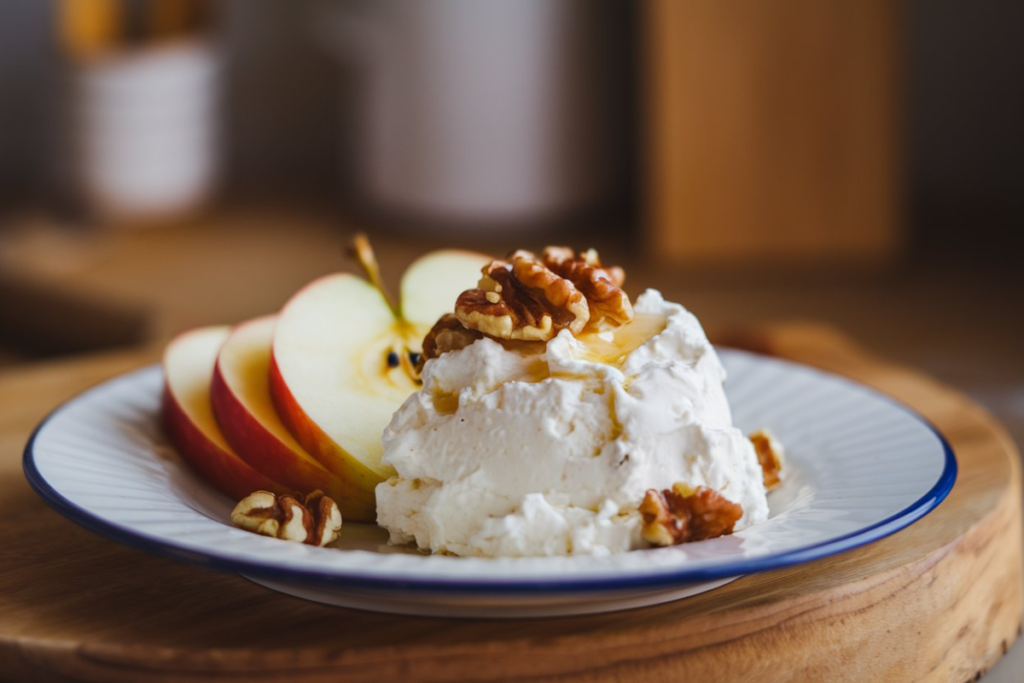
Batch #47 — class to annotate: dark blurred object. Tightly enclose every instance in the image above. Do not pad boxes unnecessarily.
[645,0,902,268]
[55,0,222,226]
[0,2,50,213]
[0,270,149,359]
[907,0,1024,259]
[0,217,151,360]
[315,0,631,234]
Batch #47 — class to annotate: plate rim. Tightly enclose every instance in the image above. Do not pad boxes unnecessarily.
[22,350,957,595]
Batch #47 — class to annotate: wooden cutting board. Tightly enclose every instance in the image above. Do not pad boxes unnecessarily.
[0,324,1020,682]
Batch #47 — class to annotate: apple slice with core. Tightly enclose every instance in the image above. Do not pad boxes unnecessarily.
[270,244,491,502]
[211,315,373,520]
[162,327,284,501]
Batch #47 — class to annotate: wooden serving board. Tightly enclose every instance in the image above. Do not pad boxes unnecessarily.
[0,325,1020,682]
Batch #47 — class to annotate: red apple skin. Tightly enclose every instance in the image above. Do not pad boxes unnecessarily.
[267,276,390,497]
[162,385,283,501]
[267,356,367,485]
[268,355,386,496]
[211,350,375,521]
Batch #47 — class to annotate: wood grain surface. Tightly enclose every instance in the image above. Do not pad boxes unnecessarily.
[0,326,1020,682]
[645,0,902,267]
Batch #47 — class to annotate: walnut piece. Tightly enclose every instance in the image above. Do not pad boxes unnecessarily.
[229,490,282,537]
[303,490,345,547]
[421,313,484,365]
[749,430,785,490]
[448,247,630,346]
[231,490,342,546]
[640,484,743,547]
[541,247,633,326]
[455,251,590,341]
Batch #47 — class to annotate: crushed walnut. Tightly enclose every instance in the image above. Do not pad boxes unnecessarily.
[640,484,743,546]
[423,246,632,363]
[749,429,785,490]
[231,490,342,547]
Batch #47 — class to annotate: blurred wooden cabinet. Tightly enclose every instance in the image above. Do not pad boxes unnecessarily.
[645,0,902,266]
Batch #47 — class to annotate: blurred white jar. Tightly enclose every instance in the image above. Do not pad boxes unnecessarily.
[318,0,626,228]
[67,39,221,224]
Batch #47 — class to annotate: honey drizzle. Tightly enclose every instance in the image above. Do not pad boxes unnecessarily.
[575,312,667,367]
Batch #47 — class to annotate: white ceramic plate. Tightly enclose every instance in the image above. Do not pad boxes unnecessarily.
[24,350,955,618]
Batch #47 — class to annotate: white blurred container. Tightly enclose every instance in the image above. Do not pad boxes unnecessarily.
[317,0,625,229]
[66,38,221,224]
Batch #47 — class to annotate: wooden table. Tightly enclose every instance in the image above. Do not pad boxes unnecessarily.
[0,324,1020,682]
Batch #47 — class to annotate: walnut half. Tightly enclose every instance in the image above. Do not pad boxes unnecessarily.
[231,490,342,547]
[455,251,591,341]
[541,247,632,327]
[640,484,743,547]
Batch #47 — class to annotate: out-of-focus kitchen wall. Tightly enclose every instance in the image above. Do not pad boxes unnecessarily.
[0,1,51,210]
[643,0,1022,268]
[221,0,341,202]
[223,0,633,232]
[907,0,1024,258]
[0,1,1019,255]
[0,0,633,233]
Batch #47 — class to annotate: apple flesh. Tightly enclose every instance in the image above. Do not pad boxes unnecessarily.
[400,249,493,327]
[270,275,414,491]
[162,327,284,500]
[211,315,374,520]
[270,249,490,500]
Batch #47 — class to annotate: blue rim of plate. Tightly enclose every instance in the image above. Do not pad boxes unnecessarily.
[23,351,957,595]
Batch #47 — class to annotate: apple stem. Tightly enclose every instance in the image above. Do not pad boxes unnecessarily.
[349,233,403,321]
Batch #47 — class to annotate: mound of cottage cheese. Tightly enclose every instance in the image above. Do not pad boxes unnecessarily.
[375,290,768,557]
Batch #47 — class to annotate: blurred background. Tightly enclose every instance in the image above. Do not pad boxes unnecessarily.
[0,1,1021,442]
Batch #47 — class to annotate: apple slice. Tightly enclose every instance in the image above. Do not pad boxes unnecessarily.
[162,327,284,501]
[211,315,374,520]
[400,249,495,328]
[270,247,490,502]
[269,274,419,496]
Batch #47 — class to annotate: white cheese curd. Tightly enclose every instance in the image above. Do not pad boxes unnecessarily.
[375,290,768,557]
